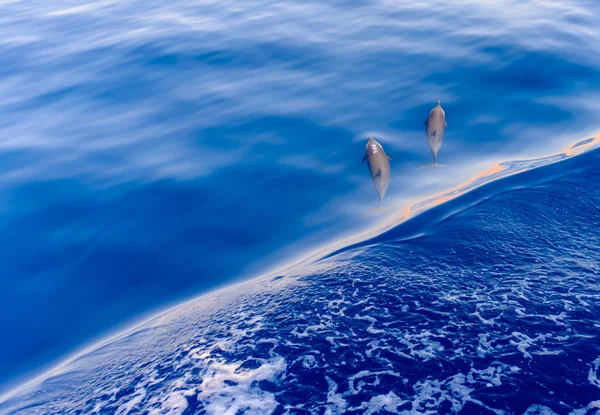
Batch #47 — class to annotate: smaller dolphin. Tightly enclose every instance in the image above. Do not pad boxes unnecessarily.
[362,135,392,207]
[424,101,447,166]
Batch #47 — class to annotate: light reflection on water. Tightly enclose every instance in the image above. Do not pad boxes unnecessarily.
[268,134,600,273]
[0,0,599,391]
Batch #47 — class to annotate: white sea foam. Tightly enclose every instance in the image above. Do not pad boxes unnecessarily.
[355,391,407,415]
[589,358,600,388]
[523,405,559,415]
[199,357,286,415]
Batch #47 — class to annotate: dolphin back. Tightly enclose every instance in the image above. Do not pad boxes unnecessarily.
[365,139,391,203]
[426,105,446,159]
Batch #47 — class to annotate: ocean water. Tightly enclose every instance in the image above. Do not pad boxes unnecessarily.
[0,0,599,409]
[1,138,599,414]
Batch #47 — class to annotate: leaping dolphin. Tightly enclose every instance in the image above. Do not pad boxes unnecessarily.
[424,101,447,166]
[362,135,392,206]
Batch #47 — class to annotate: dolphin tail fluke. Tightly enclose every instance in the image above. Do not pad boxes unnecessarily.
[363,205,390,215]
[419,162,447,169]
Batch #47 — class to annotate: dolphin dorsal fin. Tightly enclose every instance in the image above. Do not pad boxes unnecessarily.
[430,130,437,138]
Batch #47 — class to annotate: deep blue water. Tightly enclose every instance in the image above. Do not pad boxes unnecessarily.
[1,0,600,405]
[1,139,598,414]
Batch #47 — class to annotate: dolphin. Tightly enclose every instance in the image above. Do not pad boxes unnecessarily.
[362,135,392,206]
[424,101,447,166]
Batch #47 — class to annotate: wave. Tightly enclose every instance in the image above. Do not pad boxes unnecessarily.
[2,0,600,395]
[1,134,598,413]
[287,134,600,268]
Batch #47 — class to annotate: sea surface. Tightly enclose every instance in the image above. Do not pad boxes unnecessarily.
[0,0,599,411]
[2,138,599,414]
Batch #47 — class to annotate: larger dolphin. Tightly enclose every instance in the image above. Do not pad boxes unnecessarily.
[362,136,392,206]
[424,101,447,165]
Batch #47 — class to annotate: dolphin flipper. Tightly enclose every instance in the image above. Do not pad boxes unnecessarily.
[362,155,367,164]
[445,121,447,127]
